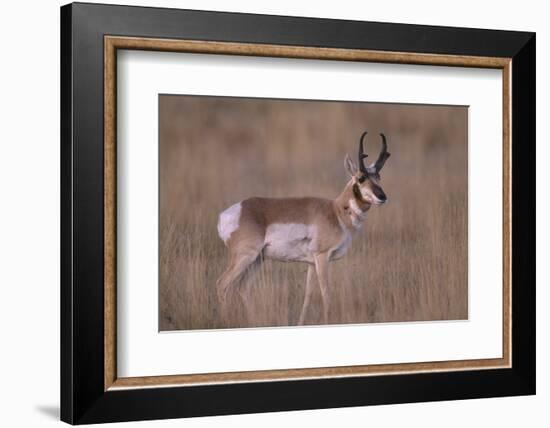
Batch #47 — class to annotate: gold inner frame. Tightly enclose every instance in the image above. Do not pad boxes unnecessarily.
[104,35,512,391]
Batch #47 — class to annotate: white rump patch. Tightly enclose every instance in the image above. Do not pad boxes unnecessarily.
[264,223,316,263]
[217,202,242,244]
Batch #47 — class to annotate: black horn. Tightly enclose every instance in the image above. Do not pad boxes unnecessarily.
[358,131,369,175]
[373,133,391,173]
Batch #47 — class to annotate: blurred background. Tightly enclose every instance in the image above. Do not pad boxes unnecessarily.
[159,95,468,330]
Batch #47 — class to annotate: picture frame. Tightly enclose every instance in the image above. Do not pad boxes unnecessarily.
[60,2,535,424]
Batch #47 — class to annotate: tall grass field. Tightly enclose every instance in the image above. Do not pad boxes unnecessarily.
[159,95,468,331]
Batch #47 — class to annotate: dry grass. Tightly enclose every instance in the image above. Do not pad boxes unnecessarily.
[159,95,468,331]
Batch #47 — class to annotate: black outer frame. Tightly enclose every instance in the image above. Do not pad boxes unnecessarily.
[60,2,535,424]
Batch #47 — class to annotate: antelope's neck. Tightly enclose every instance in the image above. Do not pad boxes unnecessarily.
[334,181,371,230]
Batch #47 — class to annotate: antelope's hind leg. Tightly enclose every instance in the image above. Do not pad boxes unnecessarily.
[216,240,264,307]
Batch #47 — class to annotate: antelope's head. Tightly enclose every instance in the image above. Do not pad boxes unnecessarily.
[344,131,391,205]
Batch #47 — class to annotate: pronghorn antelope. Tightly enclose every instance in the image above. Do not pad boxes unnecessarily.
[216,131,390,325]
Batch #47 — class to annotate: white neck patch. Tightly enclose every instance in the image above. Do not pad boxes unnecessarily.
[349,199,367,229]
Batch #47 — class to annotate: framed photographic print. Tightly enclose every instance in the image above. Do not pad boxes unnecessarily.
[60,2,536,424]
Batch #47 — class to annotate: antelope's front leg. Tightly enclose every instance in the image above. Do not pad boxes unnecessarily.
[298,265,316,325]
[314,252,330,324]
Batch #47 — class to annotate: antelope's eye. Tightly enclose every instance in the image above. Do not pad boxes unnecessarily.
[358,175,367,183]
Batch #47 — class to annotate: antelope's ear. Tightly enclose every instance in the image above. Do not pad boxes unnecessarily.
[344,154,358,177]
